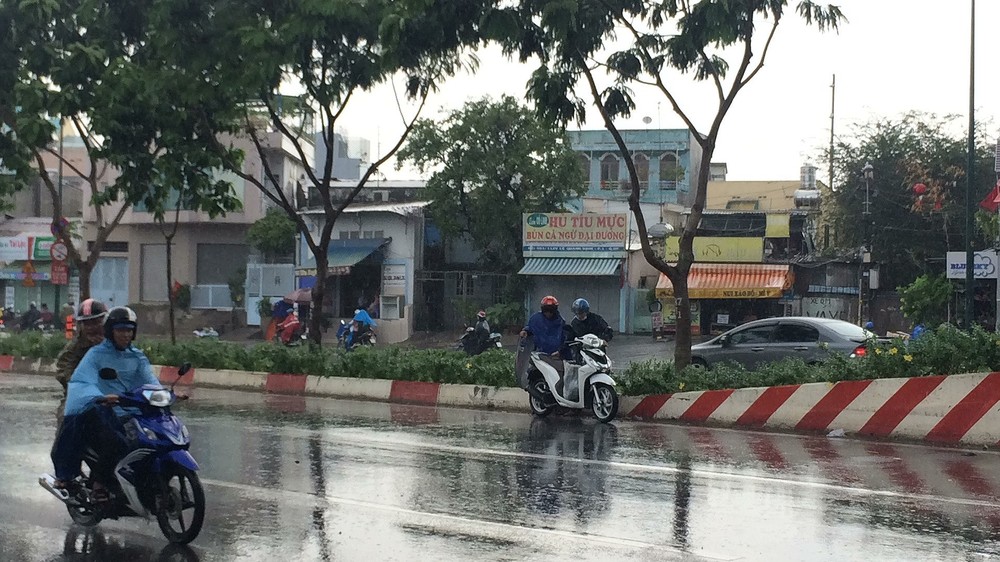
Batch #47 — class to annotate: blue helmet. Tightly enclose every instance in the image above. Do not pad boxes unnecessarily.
[571,298,590,314]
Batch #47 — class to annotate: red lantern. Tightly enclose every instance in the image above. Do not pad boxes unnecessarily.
[913,183,927,195]
[933,200,943,211]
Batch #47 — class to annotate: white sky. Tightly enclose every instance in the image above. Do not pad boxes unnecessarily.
[332,0,998,183]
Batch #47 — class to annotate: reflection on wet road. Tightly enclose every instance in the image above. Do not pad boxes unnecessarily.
[2,373,1000,561]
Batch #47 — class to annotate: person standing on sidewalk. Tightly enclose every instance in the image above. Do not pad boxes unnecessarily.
[54,299,108,426]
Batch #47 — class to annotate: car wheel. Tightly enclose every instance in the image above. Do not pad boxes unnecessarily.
[689,358,709,371]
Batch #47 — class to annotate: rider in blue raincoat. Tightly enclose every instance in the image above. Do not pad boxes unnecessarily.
[346,307,377,349]
[51,307,159,487]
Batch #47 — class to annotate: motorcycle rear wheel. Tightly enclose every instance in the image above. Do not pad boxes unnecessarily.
[66,465,101,527]
[528,379,554,417]
[156,466,205,544]
[66,500,101,527]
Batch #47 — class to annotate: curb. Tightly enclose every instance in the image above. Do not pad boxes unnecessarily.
[6,355,999,447]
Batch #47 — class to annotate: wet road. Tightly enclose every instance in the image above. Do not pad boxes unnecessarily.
[3,374,1000,561]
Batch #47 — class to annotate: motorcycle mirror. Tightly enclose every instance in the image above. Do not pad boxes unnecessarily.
[98,367,118,380]
[172,362,192,392]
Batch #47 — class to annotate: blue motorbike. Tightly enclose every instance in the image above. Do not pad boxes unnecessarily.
[40,363,205,544]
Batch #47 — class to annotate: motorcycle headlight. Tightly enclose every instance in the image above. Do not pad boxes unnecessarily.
[142,388,173,407]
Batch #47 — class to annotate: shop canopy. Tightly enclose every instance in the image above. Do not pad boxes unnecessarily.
[518,258,621,276]
[655,264,793,299]
[295,238,390,278]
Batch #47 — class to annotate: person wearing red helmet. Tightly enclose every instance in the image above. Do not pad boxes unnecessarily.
[519,296,567,357]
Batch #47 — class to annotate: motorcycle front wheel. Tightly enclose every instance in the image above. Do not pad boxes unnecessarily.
[591,382,619,423]
[156,466,205,544]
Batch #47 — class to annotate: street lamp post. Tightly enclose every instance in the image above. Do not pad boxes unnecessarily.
[861,163,873,323]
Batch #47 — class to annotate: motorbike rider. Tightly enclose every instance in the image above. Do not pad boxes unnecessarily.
[54,299,109,426]
[276,304,303,345]
[50,306,160,490]
[21,302,40,331]
[40,303,54,327]
[520,295,569,362]
[569,298,613,342]
[346,305,377,349]
[463,310,491,355]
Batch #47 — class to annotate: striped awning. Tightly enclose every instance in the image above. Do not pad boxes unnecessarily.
[655,264,794,299]
[518,258,621,276]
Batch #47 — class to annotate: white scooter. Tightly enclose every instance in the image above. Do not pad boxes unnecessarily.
[516,333,619,423]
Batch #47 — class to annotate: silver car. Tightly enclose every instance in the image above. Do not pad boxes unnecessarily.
[690,317,873,370]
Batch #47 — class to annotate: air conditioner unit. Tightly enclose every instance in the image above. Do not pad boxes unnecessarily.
[372,190,389,202]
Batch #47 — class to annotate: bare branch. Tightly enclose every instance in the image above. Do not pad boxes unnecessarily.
[613,13,704,142]
[741,16,781,86]
[578,57,677,279]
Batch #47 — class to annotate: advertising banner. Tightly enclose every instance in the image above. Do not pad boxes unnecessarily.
[665,237,764,263]
[946,251,999,279]
[522,212,628,258]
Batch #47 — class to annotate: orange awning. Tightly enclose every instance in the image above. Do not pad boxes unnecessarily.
[655,264,794,299]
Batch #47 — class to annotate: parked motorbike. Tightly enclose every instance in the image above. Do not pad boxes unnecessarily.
[457,326,503,355]
[516,334,619,423]
[336,319,376,350]
[39,363,204,544]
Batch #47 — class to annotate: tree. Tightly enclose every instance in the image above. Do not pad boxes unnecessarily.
[899,274,952,328]
[1,0,242,299]
[397,95,585,272]
[825,113,996,289]
[496,0,844,368]
[247,210,298,263]
[198,0,492,345]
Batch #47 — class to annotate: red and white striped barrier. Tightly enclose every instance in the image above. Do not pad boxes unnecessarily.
[5,355,1000,447]
[621,372,1000,447]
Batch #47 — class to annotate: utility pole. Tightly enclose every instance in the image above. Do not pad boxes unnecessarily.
[964,0,976,329]
[829,75,835,193]
[862,163,873,323]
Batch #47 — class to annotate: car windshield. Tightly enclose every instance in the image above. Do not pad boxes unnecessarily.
[824,321,869,339]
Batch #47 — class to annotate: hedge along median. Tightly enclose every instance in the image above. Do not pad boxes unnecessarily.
[5,326,1000,446]
[7,324,1000,395]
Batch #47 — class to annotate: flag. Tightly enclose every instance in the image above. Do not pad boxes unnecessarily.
[978,180,1000,213]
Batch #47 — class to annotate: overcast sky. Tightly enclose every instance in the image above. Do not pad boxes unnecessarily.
[332,1,998,183]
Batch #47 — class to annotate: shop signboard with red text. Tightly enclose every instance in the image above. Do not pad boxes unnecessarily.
[522,212,628,258]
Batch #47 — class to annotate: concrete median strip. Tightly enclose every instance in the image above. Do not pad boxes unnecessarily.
[3,354,998,447]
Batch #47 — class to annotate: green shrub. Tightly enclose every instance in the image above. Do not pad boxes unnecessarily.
[8,323,1000,397]
[619,358,675,395]
[0,332,67,359]
[486,302,524,332]
[258,297,273,322]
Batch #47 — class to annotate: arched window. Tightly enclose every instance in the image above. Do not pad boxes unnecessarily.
[578,154,591,185]
[630,153,649,190]
[659,153,683,189]
[600,154,619,189]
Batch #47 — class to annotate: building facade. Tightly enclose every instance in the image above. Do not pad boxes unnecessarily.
[567,129,704,207]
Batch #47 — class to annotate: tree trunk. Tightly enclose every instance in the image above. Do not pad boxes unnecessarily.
[76,261,92,301]
[309,252,328,345]
[166,235,176,345]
